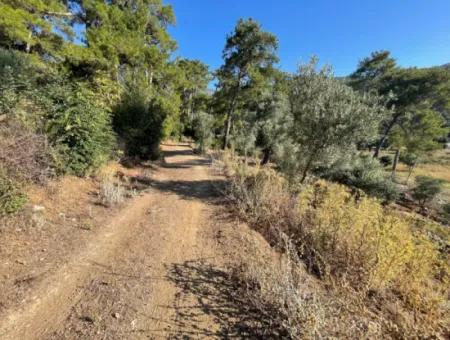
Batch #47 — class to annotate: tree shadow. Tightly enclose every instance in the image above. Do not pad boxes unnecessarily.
[148,179,227,201]
[162,158,212,169]
[160,259,285,339]
[162,148,195,158]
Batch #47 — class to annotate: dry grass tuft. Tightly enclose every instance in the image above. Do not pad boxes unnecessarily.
[233,234,325,339]
[0,119,52,183]
[99,177,125,207]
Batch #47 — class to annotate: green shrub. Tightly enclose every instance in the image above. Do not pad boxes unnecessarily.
[442,203,450,223]
[379,155,393,167]
[114,91,167,160]
[45,82,115,176]
[400,152,419,167]
[316,155,399,201]
[400,152,419,183]
[0,168,26,215]
[412,176,443,208]
[0,49,34,116]
[192,111,215,153]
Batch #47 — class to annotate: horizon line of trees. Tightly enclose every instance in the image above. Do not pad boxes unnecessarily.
[1,1,449,214]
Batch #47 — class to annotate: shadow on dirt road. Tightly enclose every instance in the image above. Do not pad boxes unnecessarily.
[162,259,284,339]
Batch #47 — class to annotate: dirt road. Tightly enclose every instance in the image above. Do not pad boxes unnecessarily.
[0,144,258,339]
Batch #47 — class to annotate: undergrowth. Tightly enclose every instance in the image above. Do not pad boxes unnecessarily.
[216,151,449,338]
[0,167,27,216]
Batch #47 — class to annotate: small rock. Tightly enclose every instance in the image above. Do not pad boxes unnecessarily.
[32,205,45,213]
[80,315,95,323]
[16,260,26,265]
[112,312,120,319]
[131,319,137,329]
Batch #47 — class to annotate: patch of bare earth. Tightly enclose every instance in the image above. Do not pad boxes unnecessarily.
[0,144,280,339]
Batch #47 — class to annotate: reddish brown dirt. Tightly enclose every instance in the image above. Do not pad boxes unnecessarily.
[0,143,267,339]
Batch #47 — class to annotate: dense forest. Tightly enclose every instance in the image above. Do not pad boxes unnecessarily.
[1,1,449,338]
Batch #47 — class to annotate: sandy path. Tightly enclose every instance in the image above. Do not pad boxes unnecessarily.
[0,144,238,339]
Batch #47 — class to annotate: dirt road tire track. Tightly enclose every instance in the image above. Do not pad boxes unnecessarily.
[1,143,241,339]
[0,192,157,339]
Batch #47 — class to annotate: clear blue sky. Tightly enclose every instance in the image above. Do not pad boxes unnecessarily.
[166,0,450,76]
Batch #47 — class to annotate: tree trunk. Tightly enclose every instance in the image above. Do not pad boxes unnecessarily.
[299,154,315,183]
[25,31,32,53]
[222,89,239,149]
[222,112,232,149]
[260,148,271,165]
[373,113,402,158]
[391,149,400,179]
[373,135,387,158]
[406,165,415,185]
[222,72,243,150]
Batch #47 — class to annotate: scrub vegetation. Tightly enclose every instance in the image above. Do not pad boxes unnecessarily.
[0,1,449,338]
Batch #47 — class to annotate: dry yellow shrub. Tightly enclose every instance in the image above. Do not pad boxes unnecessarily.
[219,153,449,336]
[297,181,446,313]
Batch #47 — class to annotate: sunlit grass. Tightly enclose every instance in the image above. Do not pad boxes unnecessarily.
[381,149,450,202]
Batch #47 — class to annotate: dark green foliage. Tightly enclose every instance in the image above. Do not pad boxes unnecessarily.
[175,58,211,132]
[350,51,450,158]
[44,82,115,176]
[215,18,279,149]
[0,0,72,57]
[442,203,450,223]
[317,155,399,202]
[349,50,397,93]
[71,0,176,77]
[192,111,215,153]
[379,155,393,167]
[0,48,34,116]
[0,168,26,216]
[412,176,443,208]
[0,0,182,175]
[114,91,166,160]
[400,152,418,168]
[400,152,419,183]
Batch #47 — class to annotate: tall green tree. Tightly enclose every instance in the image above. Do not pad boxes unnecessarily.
[0,0,73,57]
[175,58,211,129]
[350,51,450,157]
[66,0,175,79]
[252,70,291,164]
[215,18,278,149]
[349,50,397,93]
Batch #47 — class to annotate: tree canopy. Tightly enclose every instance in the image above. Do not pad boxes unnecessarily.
[215,18,279,149]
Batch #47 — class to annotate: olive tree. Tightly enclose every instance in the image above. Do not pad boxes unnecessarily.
[286,58,386,183]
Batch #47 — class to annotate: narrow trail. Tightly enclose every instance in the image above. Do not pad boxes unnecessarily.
[0,144,251,339]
